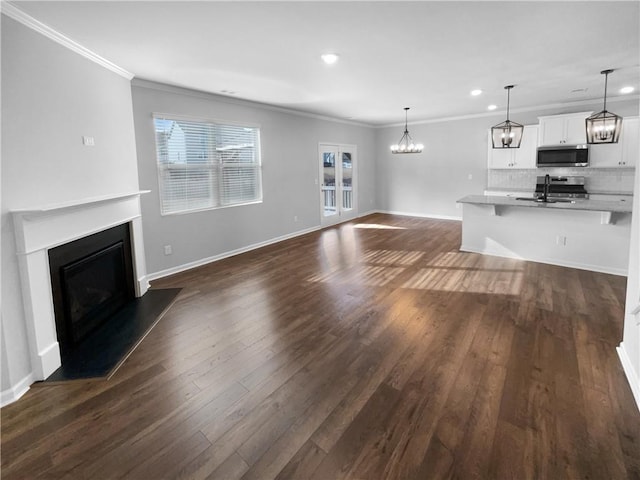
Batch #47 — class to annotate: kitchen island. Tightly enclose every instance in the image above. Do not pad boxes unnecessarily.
[457,195,633,275]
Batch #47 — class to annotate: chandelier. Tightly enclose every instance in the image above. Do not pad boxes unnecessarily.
[390,107,423,154]
[586,69,622,144]
[491,85,523,148]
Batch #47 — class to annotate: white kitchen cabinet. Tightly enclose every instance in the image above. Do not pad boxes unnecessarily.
[590,116,638,167]
[538,112,591,146]
[488,125,538,169]
[488,142,514,168]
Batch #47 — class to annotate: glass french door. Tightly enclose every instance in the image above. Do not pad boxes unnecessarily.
[319,144,357,226]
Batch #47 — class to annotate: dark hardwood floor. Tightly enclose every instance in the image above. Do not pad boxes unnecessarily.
[2,213,639,479]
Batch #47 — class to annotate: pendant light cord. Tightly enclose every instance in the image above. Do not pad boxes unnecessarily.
[603,71,608,112]
[404,107,409,135]
[505,85,513,122]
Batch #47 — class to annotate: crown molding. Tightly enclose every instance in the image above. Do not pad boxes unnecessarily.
[1,2,134,80]
[379,94,640,128]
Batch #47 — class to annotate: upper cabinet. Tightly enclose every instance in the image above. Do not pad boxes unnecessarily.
[590,116,639,168]
[487,125,538,169]
[538,112,591,146]
[487,113,637,170]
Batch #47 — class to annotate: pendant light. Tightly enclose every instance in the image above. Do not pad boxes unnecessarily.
[390,107,423,154]
[586,69,623,144]
[491,85,524,148]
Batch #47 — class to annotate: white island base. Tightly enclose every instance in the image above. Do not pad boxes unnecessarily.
[458,195,633,276]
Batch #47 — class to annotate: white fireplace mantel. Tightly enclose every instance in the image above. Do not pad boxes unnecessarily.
[12,190,150,380]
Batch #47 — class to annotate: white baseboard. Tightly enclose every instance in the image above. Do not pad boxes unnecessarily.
[459,244,628,277]
[357,209,379,218]
[377,209,462,222]
[148,224,324,281]
[617,342,640,412]
[38,341,62,380]
[137,275,150,297]
[1,373,33,407]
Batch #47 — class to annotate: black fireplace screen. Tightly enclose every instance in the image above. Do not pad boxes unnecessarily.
[49,223,135,357]
[61,242,128,344]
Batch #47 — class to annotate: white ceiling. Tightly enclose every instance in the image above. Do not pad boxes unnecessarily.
[9,1,640,126]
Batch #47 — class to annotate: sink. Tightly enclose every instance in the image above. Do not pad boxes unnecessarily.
[515,197,543,202]
[515,197,575,204]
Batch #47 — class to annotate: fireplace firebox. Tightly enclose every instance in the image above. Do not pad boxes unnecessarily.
[49,223,135,358]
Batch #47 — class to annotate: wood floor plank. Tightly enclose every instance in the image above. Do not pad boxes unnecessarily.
[77,381,247,478]
[273,439,326,480]
[452,362,508,479]
[607,357,640,478]
[205,452,249,480]
[239,345,376,480]
[309,323,414,453]
[488,419,529,479]
[582,385,628,478]
[376,294,487,480]
[414,307,500,476]
[127,430,212,479]
[2,214,639,479]
[234,339,363,468]
[308,382,402,480]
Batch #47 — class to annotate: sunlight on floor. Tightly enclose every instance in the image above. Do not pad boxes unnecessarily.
[312,241,525,295]
[319,228,360,271]
[308,248,422,287]
[307,265,406,287]
[361,250,424,266]
[353,223,407,230]
[403,251,524,295]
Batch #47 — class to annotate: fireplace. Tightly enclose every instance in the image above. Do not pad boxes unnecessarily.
[11,191,150,381]
[49,223,135,358]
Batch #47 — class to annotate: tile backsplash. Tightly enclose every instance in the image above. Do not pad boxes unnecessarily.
[487,168,635,195]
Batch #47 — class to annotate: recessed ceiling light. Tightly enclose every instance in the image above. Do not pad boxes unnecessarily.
[321,53,339,65]
[620,86,635,94]
[471,89,482,96]
[487,104,497,111]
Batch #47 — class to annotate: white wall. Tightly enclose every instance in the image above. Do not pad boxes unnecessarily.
[620,150,640,410]
[131,80,376,277]
[376,100,639,219]
[376,117,487,219]
[0,16,140,401]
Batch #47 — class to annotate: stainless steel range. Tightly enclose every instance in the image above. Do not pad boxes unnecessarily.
[534,176,589,199]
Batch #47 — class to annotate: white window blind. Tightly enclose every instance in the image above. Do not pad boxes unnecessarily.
[153,115,262,215]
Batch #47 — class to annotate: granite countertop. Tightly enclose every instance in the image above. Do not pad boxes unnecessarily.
[458,195,633,213]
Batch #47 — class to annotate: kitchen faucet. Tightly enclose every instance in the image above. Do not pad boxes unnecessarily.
[542,174,550,202]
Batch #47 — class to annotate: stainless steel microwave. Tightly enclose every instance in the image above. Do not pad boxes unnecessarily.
[536,144,589,167]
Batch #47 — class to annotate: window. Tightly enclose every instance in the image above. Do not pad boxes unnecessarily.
[153,115,262,215]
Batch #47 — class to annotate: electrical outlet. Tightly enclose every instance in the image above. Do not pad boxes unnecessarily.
[468,174,473,180]
[82,136,95,146]
[556,235,566,246]
[294,215,298,222]
[164,245,172,255]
